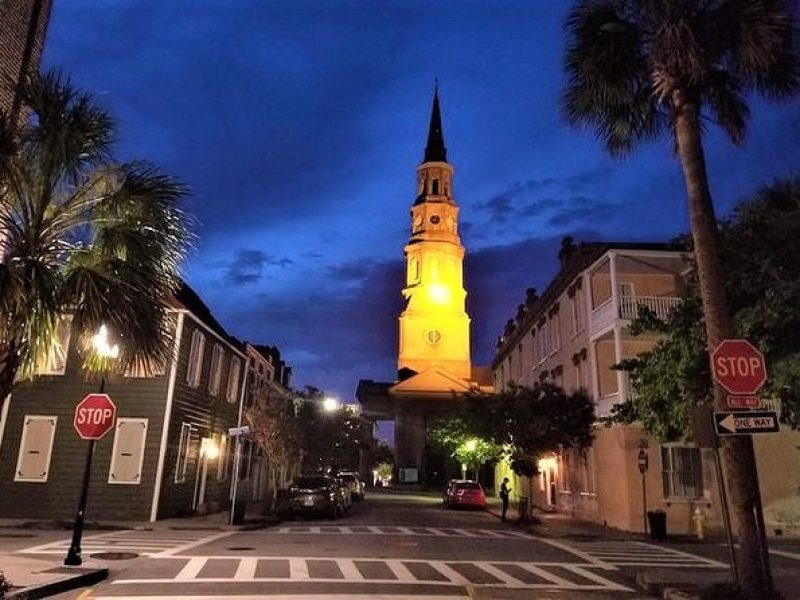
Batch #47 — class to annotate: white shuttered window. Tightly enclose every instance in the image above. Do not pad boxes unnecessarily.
[208,344,224,396]
[186,331,205,387]
[108,418,148,485]
[175,423,193,483]
[226,358,241,403]
[15,415,57,482]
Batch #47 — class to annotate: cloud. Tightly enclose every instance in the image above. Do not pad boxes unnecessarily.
[225,249,293,285]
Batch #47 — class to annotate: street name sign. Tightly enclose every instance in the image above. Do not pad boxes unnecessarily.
[710,339,767,395]
[228,425,250,437]
[714,411,780,436]
[74,393,117,440]
[726,395,761,409]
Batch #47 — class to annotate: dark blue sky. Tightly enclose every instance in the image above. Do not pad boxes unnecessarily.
[45,1,800,404]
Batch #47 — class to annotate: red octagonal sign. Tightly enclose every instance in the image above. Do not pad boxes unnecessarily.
[74,393,117,440]
[711,339,767,396]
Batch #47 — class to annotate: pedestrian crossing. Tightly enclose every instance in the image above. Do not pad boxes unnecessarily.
[270,525,533,540]
[571,540,727,568]
[17,529,234,558]
[110,555,634,592]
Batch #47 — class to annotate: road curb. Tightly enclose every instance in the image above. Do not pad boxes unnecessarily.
[5,565,108,600]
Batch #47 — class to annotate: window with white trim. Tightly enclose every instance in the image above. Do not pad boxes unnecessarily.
[661,445,703,499]
[208,344,224,396]
[34,316,73,375]
[550,315,561,353]
[108,418,148,485]
[175,423,193,483]
[14,415,57,482]
[226,358,241,403]
[186,330,205,387]
[581,448,596,494]
[216,434,230,480]
[571,290,583,335]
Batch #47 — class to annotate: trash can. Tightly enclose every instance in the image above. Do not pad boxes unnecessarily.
[647,510,667,541]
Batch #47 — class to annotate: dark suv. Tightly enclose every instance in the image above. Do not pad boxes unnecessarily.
[286,475,345,518]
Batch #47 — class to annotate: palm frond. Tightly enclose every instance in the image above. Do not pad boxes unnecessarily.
[716,0,800,99]
[702,68,750,144]
[563,0,662,155]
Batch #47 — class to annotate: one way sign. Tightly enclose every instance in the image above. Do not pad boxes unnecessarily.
[714,411,780,436]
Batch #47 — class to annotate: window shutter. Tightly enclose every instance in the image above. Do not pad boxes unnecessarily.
[15,416,57,482]
[108,418,148,485]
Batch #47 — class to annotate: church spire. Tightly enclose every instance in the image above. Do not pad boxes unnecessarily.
[423,83,447,163]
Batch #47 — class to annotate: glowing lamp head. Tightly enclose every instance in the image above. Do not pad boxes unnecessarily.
[322,397,339,412]
[201,437,220,460]
[93,324,120,359]
[465,438,478,452]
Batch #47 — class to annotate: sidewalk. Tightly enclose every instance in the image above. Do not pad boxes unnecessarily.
[486,500,800,599]
[0,503,277,598]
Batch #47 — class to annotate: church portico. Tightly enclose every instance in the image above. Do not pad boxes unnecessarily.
[357,87,492,483]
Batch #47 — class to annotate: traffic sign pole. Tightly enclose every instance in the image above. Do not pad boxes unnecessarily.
[64,380,116,566]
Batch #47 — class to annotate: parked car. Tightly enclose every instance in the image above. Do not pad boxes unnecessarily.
[442,478,467,507]
[339,472,365,501]
[286,475,346,518]
[336,477,353,510]
[447,481,488,510]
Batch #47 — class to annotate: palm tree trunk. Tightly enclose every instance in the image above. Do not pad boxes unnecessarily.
[0,340,21,414]
[672,92,772,598]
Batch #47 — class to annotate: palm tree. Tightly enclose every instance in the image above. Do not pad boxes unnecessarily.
[0,71,191,406]
[563,1,798,596]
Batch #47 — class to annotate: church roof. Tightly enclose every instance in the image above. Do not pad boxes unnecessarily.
[423,85,447,163]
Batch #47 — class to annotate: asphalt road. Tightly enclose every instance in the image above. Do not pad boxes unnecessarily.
[23,490,799,600]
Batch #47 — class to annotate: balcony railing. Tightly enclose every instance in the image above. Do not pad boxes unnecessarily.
[619,295,681,321]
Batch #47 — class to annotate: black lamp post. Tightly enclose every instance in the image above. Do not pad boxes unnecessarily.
[64,326,118,566]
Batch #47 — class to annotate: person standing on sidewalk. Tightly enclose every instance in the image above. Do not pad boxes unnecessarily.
[500,478,511,523]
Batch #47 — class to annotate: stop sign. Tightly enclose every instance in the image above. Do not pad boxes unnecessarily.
[73,394,117,440]
[711,339,767,395]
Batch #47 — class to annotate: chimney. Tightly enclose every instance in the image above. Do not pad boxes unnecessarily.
[558,236,576,268]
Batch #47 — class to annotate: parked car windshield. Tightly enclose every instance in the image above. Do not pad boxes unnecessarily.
[456,482,481,490]
[340,474,357,482]
[293,476,328,489]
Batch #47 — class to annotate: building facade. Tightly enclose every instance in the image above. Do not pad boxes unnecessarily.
[0,283,248,522]
[0,0,53,119]
[492,239,800,537]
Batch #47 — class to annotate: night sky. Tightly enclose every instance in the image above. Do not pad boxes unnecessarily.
[44,2,800,407]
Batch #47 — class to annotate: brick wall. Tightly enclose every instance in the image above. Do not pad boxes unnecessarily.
[0,0,53,116]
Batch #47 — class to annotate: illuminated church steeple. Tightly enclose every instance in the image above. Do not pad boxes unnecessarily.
[398,86,471,380]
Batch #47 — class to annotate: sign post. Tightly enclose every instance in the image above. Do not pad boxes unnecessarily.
[64,392,117,566]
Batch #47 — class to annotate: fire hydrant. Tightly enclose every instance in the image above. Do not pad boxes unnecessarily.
[692,506,706,540]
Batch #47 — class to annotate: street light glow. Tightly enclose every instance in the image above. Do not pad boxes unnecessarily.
[93,324,120,359]
[322,397,339,412]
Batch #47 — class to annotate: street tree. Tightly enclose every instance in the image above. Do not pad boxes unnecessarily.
[245,382,302,506]
[563,2,799,594]
[613,177,800,436]
[429,417,502,480]
[295,398,375,473]
[0,71,191,406]
[446,383,594,503]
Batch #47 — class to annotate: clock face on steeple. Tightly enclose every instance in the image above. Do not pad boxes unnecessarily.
[429,215,441,225]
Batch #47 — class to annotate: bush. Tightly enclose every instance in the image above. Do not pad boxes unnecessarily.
[0,570,11,597]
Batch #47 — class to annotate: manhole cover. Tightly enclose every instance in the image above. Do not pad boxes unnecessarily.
[90,552,139,560]
[227,547,254,551]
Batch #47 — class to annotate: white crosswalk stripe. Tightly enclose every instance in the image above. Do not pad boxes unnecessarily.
[270,525,531,540]
[16,529,234,557]
[111,555,634,592]
[567,540,727,568]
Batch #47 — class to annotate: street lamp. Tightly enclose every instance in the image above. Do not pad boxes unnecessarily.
[64,324,119,566]
[322,397,339,412]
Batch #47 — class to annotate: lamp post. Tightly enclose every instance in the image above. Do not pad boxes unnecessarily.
[64,325,119,566]
[638,439,649,535]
